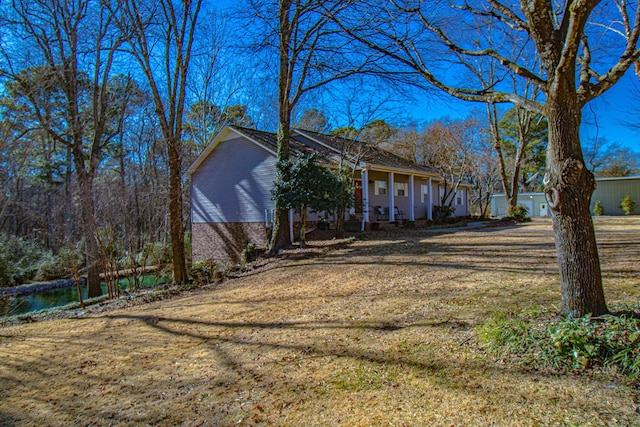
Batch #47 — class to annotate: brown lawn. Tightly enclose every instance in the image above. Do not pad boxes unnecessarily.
[1,217,639,426]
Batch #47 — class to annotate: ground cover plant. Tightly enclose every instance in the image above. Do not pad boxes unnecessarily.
[0,217,639,425]
[479,305,640,379]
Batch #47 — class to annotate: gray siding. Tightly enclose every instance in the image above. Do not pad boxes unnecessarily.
[191,137,276,223]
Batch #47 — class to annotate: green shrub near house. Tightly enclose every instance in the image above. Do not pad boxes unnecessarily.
[593,200,604,216]
[189,260,222,286]
[507,204,531,222]
[620,195,636,215]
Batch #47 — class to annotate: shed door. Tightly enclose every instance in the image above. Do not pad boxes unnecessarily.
[521,200,534,217]
[540,203,548,217]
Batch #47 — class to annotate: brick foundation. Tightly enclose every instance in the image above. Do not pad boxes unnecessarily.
[192,222,269,266]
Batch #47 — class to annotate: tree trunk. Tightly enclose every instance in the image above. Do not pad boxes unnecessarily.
[299,206,306,248]
[167,139,187,285]
[544,91,608,317]
[268,0,294,256]
[76,168,102,299]
[269,122,292,254]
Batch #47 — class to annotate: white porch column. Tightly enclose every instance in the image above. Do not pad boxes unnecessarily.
[289,209,294,243]
[388,172,395,222]
[428,177,433,220]
[362,169,369,223]
[409,175,415,221]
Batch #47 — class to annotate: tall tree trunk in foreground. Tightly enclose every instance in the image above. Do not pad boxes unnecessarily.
[268,0,294,254]
[544,89,607,316]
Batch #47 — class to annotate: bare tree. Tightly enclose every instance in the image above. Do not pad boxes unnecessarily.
[6,0,126,298]
[583,137,640,176]
[112,0,203,285]
[419,117,479,212]
[333,0,640,317]
[469,130,501,218]
[493,105,548,204]
[246,0,385,253]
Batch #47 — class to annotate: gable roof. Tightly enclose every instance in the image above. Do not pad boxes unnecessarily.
[293,129,438,175]
[187,125,439,177]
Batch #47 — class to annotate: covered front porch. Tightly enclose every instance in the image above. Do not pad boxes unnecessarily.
[355,168,437,224]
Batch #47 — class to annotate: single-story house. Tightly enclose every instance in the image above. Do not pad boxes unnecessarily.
[490,175,640,217]
[187,125,470,264]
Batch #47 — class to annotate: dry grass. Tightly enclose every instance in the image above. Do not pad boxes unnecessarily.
[1,218,640,426]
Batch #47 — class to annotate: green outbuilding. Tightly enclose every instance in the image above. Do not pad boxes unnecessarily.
[490,175,640,217]
[590,175,640,216]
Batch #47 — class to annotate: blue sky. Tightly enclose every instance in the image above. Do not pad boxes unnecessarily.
[581,72,640,152]
[214,1,640,154]
[402,69,640,154]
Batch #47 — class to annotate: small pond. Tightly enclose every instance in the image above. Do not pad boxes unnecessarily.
[0,275,168,318]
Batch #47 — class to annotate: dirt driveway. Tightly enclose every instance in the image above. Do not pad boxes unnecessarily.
[1,218,639,426]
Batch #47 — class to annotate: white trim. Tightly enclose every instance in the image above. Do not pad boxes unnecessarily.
[409,175,415,221]
[289,209,294,244]
[362,169,369,223]
[389,172,395,221]
[374,180,388,196]
[420,184,429,204]
[595,175,640,182]
[428,177,433,220]
[395,182,408,197]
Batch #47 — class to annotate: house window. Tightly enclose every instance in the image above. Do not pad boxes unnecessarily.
[456,189,465,205]
[421,184,429,204]
[395,182,408,197]
[374,180,387,196]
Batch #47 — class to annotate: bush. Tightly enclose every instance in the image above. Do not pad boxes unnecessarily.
[189,259,222,286]
[36,245,85,281]
[593,200,604,216]
[478,306,640,380]
[507,204,530,222]
[433,205,455,223]
[240,243,261,266]
[620,195,636,215]
[0,234,48,287]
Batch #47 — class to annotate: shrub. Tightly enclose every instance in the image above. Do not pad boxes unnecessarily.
[189,259,222,286]
[478,306,640,380]
[240,243,261,266]
[433,205,455,223]
[0,234,48,287]
[143,241,172,285]
[620,195,636,215]
[36,246,85,281]
[507,204,530,222]
[593,200,604,216]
